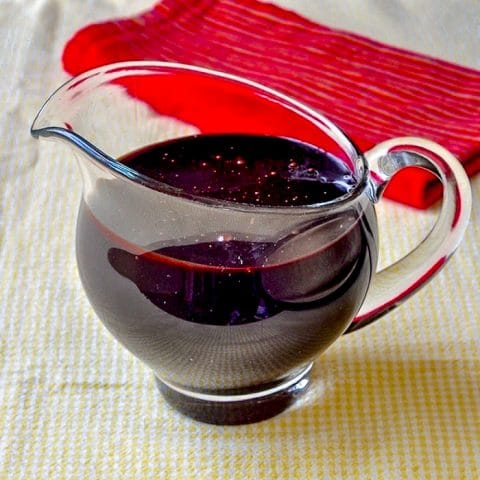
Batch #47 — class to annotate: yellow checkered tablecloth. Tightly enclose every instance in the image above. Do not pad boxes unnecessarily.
[0,1,479,478]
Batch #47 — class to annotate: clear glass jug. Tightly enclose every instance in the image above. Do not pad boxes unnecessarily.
[31,62,471,424]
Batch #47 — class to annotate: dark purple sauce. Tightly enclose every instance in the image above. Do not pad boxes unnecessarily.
[124,134,356,205]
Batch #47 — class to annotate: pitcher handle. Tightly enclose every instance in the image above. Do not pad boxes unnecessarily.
[345,137,472,333]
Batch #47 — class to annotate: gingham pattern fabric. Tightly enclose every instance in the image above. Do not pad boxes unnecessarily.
[0,1,479,479]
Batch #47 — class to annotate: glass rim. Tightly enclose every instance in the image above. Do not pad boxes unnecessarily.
[32,60,370,213]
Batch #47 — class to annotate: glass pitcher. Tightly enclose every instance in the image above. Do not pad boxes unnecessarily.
[31,62,471,424]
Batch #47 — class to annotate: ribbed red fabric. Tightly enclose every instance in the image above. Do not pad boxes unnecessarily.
[62,0,480,208]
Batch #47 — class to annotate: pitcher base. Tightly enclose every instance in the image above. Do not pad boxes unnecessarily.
[155,364,312,425]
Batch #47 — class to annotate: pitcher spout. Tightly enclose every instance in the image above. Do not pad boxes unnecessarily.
[29,65,162,188]
[29,65,126,179]
[31,117,152,191]
[31,124,117,169]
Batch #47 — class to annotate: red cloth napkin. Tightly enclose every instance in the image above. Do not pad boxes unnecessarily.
[62,0,480,209]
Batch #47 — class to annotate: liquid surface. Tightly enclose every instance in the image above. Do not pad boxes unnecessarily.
[121,134,356,206]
